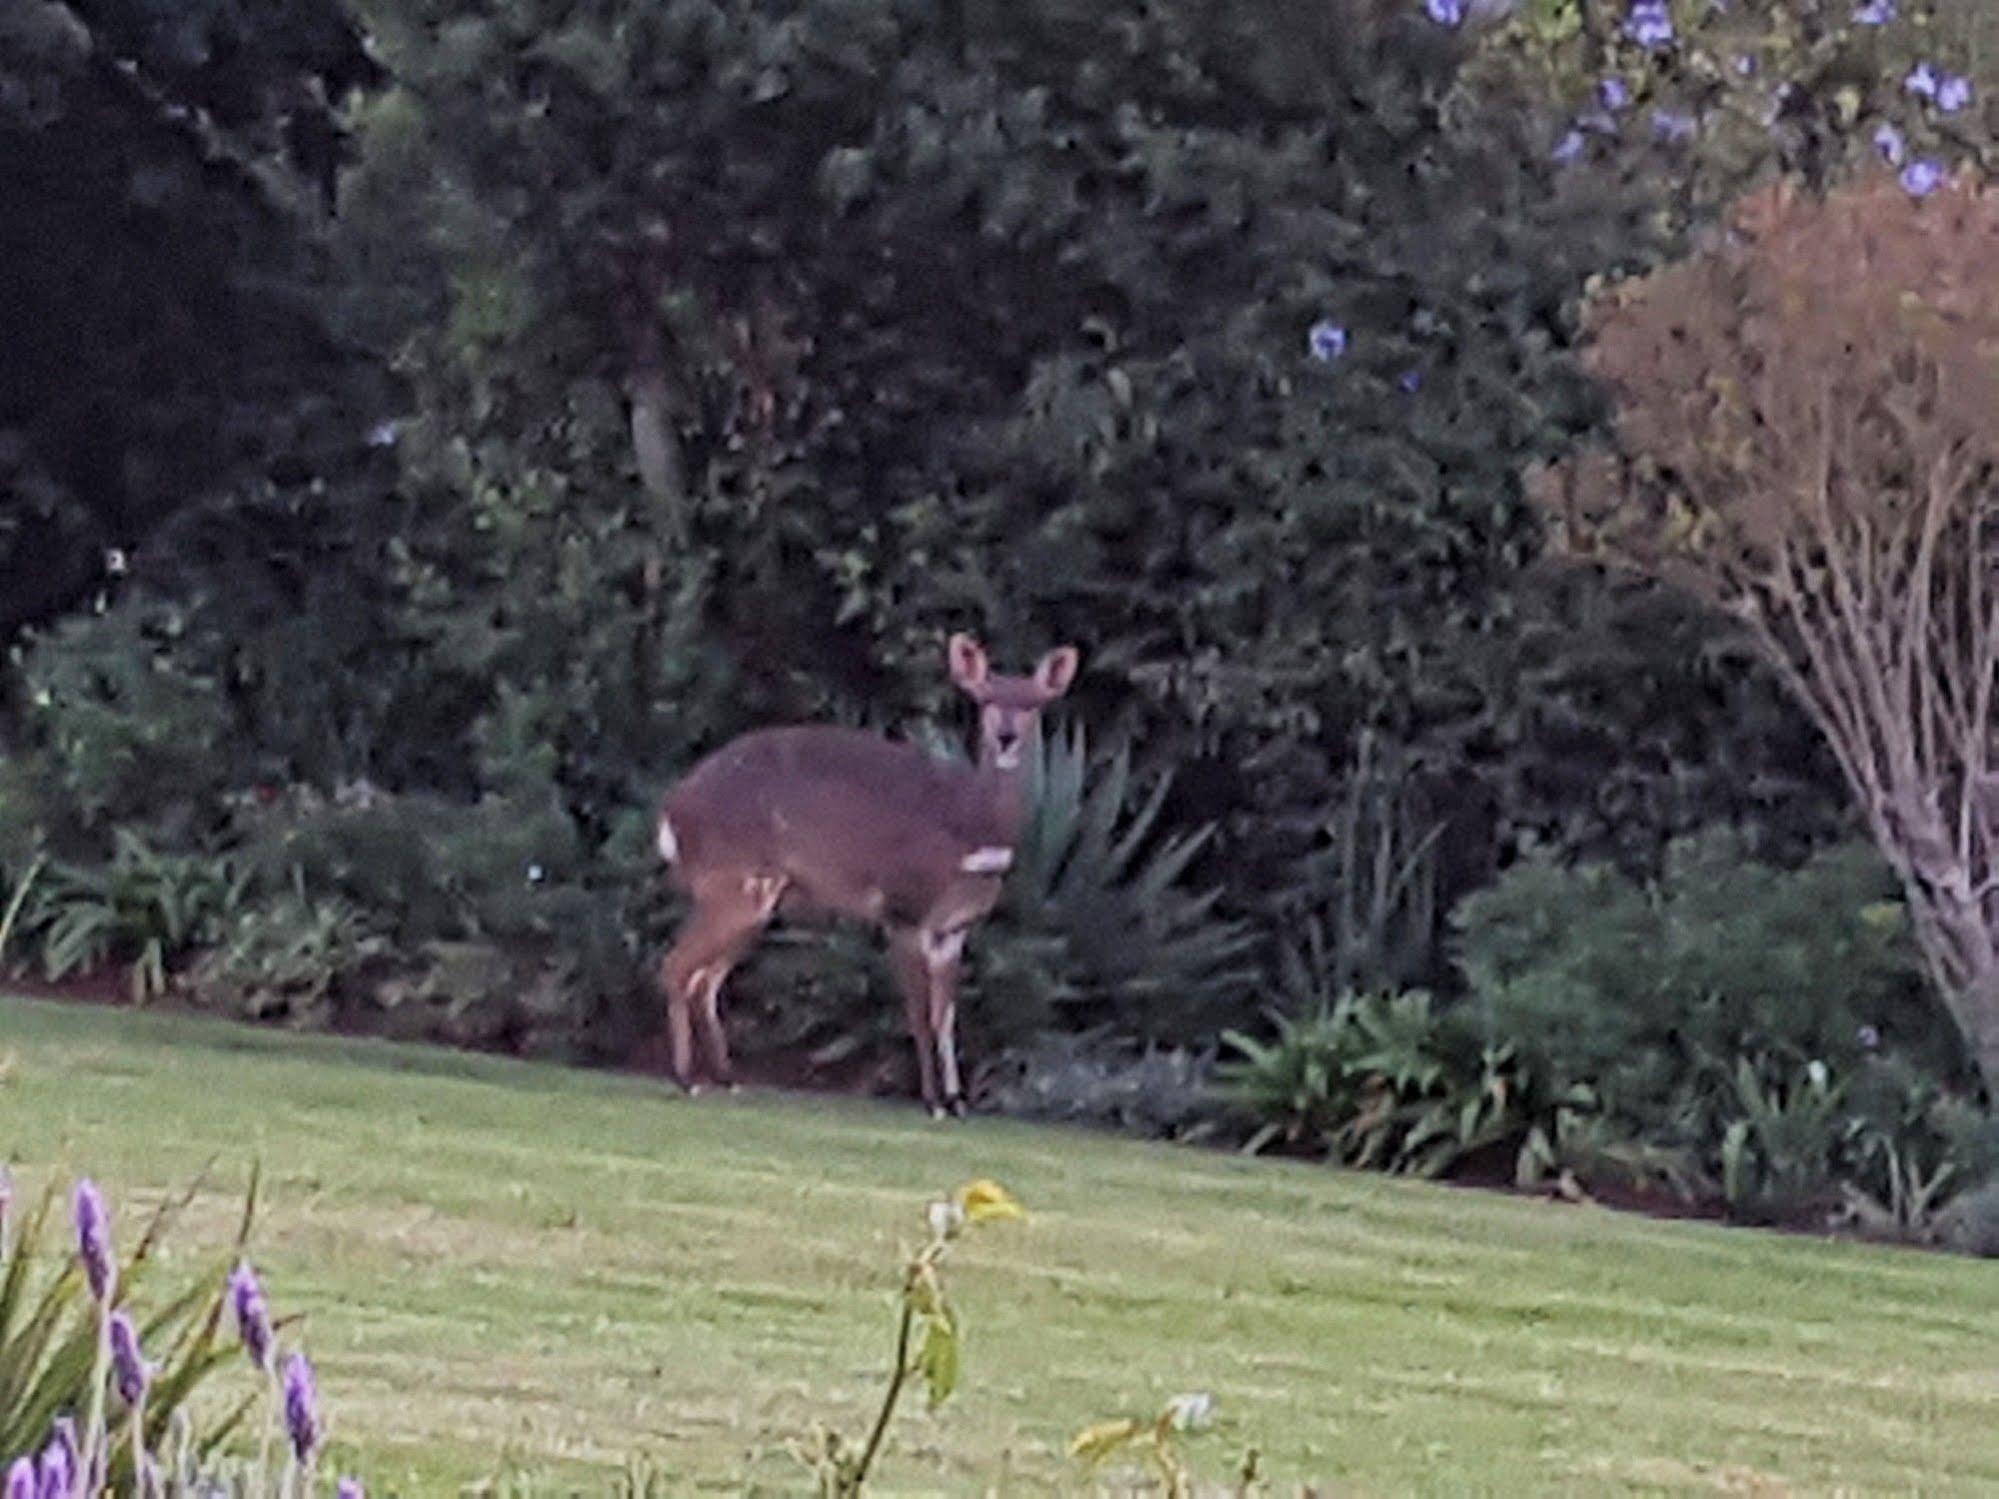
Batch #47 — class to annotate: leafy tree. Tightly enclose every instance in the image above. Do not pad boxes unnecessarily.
[1531,171,1999,1082]
[0,0,379,640]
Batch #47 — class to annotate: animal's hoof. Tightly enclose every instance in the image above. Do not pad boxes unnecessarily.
[725,1082,743,1096]
[928,1103,950,1121]
[684,1081,704,1098]
[946,1094,970,1119]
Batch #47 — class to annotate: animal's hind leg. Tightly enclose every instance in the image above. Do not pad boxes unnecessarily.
[662,875,783,1091]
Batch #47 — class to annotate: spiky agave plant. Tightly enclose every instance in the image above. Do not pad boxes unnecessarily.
[978,725,1260,1047]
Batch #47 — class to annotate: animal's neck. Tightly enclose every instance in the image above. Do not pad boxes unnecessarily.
[971,739,1033,840]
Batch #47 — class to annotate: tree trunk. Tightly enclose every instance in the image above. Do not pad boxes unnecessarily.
[628,363,686,537]
[1905,876,1999,1094]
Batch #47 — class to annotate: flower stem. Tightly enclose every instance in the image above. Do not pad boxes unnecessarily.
[848,1290,917,1495]
[81,1301,110,1491]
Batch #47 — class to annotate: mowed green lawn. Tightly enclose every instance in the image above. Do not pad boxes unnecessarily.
[3,997,1999,1495]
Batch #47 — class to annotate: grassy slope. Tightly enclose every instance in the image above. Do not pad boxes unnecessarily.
[2,997,1997,1496]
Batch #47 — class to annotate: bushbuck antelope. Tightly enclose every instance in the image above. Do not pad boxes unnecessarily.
[654,634,1080,1116]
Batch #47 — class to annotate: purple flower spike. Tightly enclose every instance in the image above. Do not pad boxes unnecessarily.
[71,1181,113,1303]
[283,1353,321,1463]
[40,1417,78,1499]
[34,1443,71,1499]
[1937,74,1972,113]
[229,1260,274,1371]
[6,1459,34,1499]
[109,1311,151,1406]
[337,1481,365,1499]
[1901,158,1946,196]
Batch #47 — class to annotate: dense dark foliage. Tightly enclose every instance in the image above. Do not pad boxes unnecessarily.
[3,0,1993,1214]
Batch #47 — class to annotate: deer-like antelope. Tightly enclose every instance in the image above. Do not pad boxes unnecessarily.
[654,634,1080,1116]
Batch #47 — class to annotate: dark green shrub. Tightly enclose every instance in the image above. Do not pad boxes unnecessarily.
[189,886,389,1025]
[13,833,248,1002]
[1220,989,1532,1177]
[1456,831,1952,1112]
[223,786,645,1059]
[1453,830,1987,1223]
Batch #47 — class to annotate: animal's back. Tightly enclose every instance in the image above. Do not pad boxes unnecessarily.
[659,726,1000,889]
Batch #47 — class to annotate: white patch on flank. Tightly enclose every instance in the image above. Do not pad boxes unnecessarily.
[959,845,1013,875]
[656,816,679,863]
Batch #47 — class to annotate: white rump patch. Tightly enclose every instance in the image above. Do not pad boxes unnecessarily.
[959,846,1014,875]
[656,816,679,863]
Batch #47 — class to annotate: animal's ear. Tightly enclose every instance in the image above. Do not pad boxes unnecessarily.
[1033,645,1080,698]
[948,633,991,697]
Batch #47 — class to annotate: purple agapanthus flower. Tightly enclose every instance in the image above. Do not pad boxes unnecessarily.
[1652,109,1697,142]
[229,1260,274,1372]
[38,1418,78,1499]
[1853,0,1896,23]
[283,1353,321,1462]
[1872,122,1906,164]
[71,1181,113,1303]
[1937,74,1972,113]
[1901,158,1946,196]
[1599,77,1630,112]
[1552,128,1587,163]
[1425,0,1466,25]
[1307,320,1348,362]
[109,1311,151,1406]
[1906,62,1940,98]
[1625,0,1674,49]
[6,1460,34,1499]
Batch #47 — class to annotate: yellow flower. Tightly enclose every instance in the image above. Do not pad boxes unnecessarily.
[956,1178,1027,1224]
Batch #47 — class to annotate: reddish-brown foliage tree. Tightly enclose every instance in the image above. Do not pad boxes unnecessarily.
[1531,170,1999,1084]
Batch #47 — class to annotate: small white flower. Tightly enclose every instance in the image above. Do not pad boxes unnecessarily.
[1165,1392,1214,1430]
[927,1199,966,1240]
[104,548,128,576]
[526,863,546,884]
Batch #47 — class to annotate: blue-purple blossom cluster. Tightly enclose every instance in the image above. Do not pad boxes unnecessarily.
[1424,0,1465,26]
[20,1182,366,1498]
[8,1417,79,1499]
[71,1180,114,1303]
[1307,320,1348,363]
[1624,0,1674,50]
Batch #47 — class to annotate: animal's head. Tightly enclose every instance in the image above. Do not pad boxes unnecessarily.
[947,634,1081,771]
